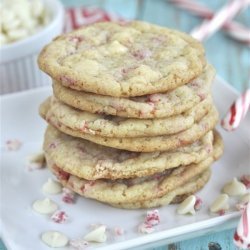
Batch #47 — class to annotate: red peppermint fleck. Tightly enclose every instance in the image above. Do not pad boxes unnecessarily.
[240,175,250,189]
[121,65,137,75]
[70,239,89,250]
[49,141,58,149]
[69,35,84,43]
[145,209,160,226]
[54,166,70,181]
[147,94,161,103]
[218,209,226,216]
[114,227,124,236]
[60,76,76,86]
[132,49,152,60]
[81,181,96,193]
[138,222,155,234]
[62,187,75,204]
[5,139,22,151]
[194,196,203,211]
[198,92,206,101]
[51,210,68,223]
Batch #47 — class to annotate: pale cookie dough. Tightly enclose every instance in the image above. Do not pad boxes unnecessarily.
[43,125,214,180]
[39,99,218,152]
[46,134,223,204]
[111,169,211,209]
[42,95,212,138]
[53,64,215,119]
[38,21,205,97]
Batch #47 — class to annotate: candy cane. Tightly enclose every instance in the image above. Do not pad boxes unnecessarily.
[221,89,250,131]
[189,0,250,41]
[234,202,250,249]
[169,0,250,44]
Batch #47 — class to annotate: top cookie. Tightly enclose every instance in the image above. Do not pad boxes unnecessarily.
[38,21,205,97]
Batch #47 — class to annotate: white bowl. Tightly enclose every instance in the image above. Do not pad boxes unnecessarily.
[0,0,64,94]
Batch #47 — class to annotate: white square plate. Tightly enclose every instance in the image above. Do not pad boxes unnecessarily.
[1,77,250,250]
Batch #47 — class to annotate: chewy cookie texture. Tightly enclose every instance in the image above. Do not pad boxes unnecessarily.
[38,21,223,209]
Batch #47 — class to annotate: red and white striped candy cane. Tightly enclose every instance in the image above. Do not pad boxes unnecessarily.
[234,202,250,249]
[169,0,250,45]
[64,6,124,32]
[190,0,250,41]
[221,89,250,131]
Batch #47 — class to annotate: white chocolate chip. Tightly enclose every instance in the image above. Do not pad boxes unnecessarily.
[8,28,28,41]
[241,193,250,203]
[210,194,229,213]
[222,178,247,196]
[31,0,44,18]
[32,198,58,214]
[41,231,68,248]
[42,178,62,194]
[84,225,107,243]
[177,195,196,215]
[108,40,128,54]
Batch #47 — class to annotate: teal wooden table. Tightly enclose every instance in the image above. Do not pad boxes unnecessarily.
[1,1,249,249]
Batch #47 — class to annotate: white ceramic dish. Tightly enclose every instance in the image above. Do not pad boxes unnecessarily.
[0,77,250,250]
[0,0,64,94]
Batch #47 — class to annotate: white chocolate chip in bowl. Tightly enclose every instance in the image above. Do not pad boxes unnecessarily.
[84,225,107,243]
[32,198,58,214]
[0,0,64,94]
[177,195,196,215]
[210,194,229,213]
[222,178,247,196]
[42,178,62,194]
[41,231,68,248]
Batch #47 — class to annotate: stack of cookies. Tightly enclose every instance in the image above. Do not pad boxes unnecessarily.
[38,21,223,209]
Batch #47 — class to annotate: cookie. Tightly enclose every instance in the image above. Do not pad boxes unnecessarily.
[44,125,214,180]
[42,95,212,138]
[52,64,215,119]
[38,21,205,97]
[110,169,211,209]
[46,132,223,204]
[39,100,218,152]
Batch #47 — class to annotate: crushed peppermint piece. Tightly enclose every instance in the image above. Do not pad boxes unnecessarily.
[6,139,22,151]
[70,239,89,250]
[62,188,75,204]
[145,209,160,226]
[114,227,124,236]
[51,210,68,224]
[26,152,46,170]
[240,175,250,189]
[138,223,155,234]
[194,196,203,211]
[218,209,226,216]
